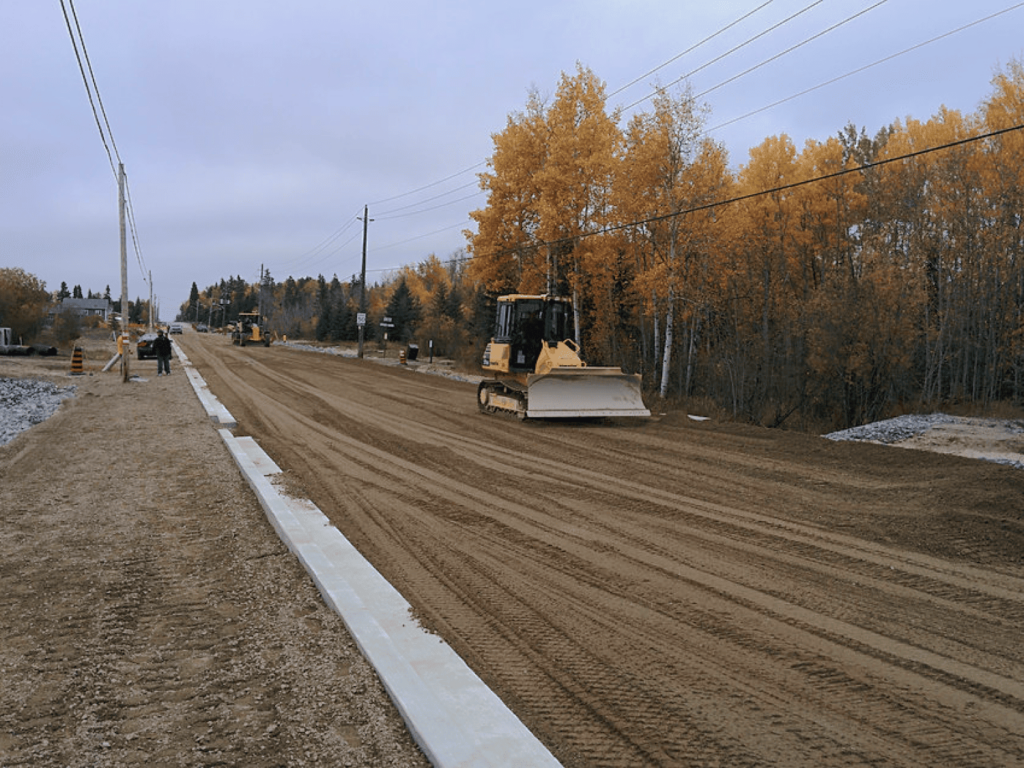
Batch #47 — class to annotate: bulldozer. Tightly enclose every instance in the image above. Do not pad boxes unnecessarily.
[231,312,271,346]
[478,294,650,420]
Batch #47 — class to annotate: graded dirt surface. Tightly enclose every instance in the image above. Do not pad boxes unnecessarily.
[172,331,1024,767]
[5,330,1024,767]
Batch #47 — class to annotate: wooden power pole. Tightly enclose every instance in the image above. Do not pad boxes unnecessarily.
[357,205,371,359]
[119,163,129,382]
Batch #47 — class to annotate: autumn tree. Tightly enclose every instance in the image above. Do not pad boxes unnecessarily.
[616,85,726,396]
[534,64,622,349]
[0,268,50,341]
[468,90,548,294]
[981,60,1024,400]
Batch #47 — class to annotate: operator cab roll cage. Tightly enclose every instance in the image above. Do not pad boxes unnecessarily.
[493,296,575,373]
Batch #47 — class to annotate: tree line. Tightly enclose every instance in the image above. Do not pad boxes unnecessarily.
[179,60,1023,431]
[180,256,492,367]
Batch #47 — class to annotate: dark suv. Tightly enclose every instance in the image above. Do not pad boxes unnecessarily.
[137,332,160,360]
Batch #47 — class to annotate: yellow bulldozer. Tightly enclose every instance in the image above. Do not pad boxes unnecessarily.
[231,311,271,346]
[478,294,649,420]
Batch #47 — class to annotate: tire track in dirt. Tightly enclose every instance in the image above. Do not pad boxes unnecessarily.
[181,335,1024,767]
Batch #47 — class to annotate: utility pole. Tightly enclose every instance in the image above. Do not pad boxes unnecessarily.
[119,163,129,382]
[357,205,372,359]
[148,269,154,332]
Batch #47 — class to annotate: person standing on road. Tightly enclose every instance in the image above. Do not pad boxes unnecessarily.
[153,329,173,376]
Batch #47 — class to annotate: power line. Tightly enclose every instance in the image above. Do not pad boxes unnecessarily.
[282,211,364,267]
[368,161,486,207]
[373,219,471,252]
[692,1,889,104]
[706,1,1024,136]
[621,0,830,112]
[608,0,777,99]
[67,0,121,167]
[59,0,118,178]
[375,191,484,222]
[124,176,150,284]
[375,179,481,217]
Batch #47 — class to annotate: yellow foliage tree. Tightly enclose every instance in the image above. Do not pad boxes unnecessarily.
[0,267,50,342]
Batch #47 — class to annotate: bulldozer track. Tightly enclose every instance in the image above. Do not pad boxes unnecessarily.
[179,334,1024,767]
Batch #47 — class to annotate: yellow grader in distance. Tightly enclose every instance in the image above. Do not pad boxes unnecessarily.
[478,294,650,420]
[231,311,271,346]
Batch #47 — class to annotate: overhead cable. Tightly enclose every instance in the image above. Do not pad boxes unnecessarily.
[707,1,1024,136]
[622,0,831,111]
[368,161,486,207]
[692,1,889,103]
[375,191,484,221]
[608,0,776,99]
[59,0,118,178]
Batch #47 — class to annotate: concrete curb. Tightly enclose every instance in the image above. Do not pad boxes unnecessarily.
[179,347,561,767]
[175,344,237,428]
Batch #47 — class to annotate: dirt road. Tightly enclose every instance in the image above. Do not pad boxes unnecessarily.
[175,331,1024,767]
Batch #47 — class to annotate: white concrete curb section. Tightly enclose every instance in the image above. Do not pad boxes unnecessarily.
[175,344,237,428]
[179,349,560,767]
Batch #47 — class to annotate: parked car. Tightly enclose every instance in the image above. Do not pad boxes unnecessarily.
[169,323,184,334]
[137,332,159,359]
[196,323,209,333]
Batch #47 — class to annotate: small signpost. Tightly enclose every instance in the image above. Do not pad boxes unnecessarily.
[379,317,394,356]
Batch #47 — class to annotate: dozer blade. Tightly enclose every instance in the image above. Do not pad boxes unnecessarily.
[526,368,650,418]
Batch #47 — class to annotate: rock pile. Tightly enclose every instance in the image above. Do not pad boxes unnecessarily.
[0,378,76,447]
[824,413,958,444]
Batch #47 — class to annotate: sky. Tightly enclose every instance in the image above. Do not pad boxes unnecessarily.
[3,1,1023,321]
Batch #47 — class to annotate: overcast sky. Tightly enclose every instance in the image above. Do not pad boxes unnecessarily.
[3,1,1022,320]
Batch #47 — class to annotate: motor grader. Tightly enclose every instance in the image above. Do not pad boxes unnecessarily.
[478,294,649,420]
[231,312,271,346]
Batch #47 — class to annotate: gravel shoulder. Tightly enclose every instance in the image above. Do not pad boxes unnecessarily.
[0,332,429,767]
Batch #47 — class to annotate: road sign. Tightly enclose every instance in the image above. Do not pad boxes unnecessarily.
[357,312,366,327]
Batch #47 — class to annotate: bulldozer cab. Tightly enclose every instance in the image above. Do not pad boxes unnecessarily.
[237,312,257,332]
[494,296,573,372]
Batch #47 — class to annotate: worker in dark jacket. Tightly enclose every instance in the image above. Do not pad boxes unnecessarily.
[153,329,173,376]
